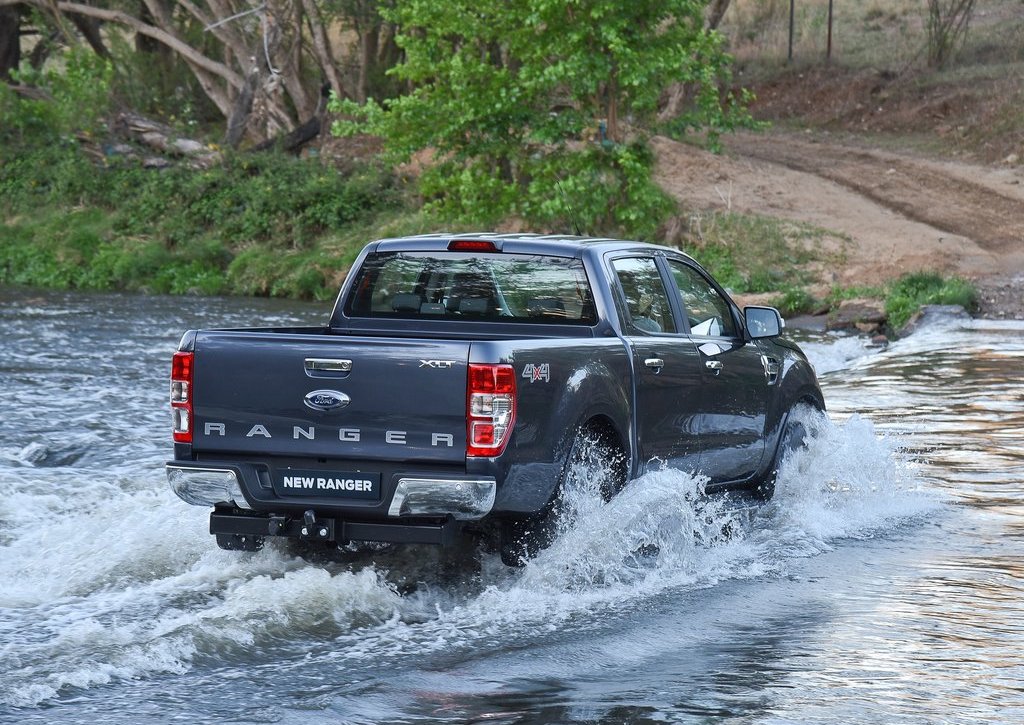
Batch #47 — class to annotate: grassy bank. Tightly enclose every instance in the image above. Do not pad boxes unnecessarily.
[0,138,975,332]
[0,142,433,299]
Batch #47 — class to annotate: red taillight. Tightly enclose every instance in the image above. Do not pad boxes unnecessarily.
[467,364,516,457]
[171,351,194,444]
[448,239,498,253]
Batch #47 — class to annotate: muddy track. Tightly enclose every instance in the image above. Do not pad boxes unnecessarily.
[726,134,1024,254]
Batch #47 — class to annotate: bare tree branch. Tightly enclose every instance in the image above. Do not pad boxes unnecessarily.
[0,0,244,88]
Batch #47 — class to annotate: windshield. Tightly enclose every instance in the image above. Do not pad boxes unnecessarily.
[345,252,597,325]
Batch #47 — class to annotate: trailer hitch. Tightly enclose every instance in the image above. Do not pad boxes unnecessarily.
[298,509,333,541]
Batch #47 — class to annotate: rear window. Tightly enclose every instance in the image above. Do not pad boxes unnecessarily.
[345,252,597,325]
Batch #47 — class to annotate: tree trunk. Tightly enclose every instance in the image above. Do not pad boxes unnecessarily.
[705,0,732,30]
[28,30,59,70]
[302,0,346,100]
[225,66,258,148]
[0,6,20,80]
[69,13,109,57]
[357,18,379,104]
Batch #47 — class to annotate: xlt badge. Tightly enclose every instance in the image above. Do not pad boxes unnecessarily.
[420,360,455,369]
[303,389,351,411]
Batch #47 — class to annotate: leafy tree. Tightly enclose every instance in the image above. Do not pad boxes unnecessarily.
[0,0,406,145]
[332,0,748,237]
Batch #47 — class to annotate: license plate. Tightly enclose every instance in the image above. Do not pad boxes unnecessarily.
[273,469,381,500]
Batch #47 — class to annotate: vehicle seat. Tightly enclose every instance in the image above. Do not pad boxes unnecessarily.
[446,272,497,316]
[526,297,566,319]
[391,293,424,312]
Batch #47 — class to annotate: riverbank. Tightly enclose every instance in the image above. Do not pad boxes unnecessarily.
[9,0,1024,325]
[0,139,990,336]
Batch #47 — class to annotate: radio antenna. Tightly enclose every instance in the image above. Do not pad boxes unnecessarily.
[554,178,583,237]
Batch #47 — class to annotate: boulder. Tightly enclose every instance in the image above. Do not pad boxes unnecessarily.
[827,298,887,331]
[728,292,778,309]
[896,304,972,338]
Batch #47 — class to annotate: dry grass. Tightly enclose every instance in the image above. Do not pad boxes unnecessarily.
[719,0,1024,163]
[722,0,1023,75]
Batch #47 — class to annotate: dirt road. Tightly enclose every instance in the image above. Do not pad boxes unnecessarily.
[652,132,1024,318]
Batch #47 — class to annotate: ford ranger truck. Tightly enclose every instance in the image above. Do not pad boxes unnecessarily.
[167,233,824,564]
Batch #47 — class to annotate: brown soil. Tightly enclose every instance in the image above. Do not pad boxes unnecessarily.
[652,131,1024,319]
[746,66,1024,165]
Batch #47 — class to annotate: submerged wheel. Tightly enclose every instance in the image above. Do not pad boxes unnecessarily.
[756,405,815,499]
[498,424,627,567]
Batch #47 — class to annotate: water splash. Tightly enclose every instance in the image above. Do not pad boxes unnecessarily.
[0,407,937,708]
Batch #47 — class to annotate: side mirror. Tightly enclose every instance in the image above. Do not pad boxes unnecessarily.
[744,306,784,339]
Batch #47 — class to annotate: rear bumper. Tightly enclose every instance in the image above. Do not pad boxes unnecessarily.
[209,509,462,546]
[167,465,251,510]
[166,462,496,521]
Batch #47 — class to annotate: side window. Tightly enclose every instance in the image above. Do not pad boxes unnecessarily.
[611,257,675,334]
[668,260,737,337]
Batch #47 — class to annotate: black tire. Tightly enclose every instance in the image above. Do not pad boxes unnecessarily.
[498,425,627,566]
[756,408,811,499]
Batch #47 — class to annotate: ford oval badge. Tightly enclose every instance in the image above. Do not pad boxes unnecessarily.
[303,389,350,412]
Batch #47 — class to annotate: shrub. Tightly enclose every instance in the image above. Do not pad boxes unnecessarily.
[885,272,977,330]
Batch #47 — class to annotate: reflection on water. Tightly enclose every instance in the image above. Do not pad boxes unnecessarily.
[1,288,1023,724]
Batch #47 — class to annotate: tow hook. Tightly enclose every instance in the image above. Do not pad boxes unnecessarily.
[298,509,333,541]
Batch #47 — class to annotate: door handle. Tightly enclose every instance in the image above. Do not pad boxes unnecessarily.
[705,360,724,375]
[644,358,665,371]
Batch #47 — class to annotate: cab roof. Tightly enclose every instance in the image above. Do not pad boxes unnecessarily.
[368,232,689,260]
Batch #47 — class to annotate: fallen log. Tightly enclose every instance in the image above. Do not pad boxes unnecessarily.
[113,112,221,168]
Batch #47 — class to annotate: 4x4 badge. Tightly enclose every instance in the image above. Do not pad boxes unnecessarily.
[522,363,551,383]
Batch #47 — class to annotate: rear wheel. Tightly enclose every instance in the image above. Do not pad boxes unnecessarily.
[498,425,627,566]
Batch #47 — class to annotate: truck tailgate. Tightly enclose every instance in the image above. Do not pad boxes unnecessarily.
[191,331,469,463]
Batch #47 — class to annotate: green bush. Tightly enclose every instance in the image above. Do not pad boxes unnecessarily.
[773,287,818,316]
[885,272,978,330]
[0,47,113,145]
[110,155,399,247]
[0,132,401,298]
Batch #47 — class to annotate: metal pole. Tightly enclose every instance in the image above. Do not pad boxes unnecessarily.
[827,0,834,62]
[788,0,795,63]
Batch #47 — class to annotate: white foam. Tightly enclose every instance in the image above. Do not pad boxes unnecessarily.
[1,410,939,708]
[801,334,879,375]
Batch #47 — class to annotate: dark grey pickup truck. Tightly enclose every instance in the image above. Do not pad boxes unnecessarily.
[167,233,823,564]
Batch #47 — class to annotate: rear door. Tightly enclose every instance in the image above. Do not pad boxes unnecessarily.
[608,255,703,473]
[664,259,771,484]
[191,331,469,464]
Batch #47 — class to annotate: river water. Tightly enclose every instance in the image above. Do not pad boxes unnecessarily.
[1,287,1022,724]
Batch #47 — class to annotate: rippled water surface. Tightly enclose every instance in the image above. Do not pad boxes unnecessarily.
[1,287,1022,724]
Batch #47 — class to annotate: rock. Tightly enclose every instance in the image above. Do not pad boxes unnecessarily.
[786,314,828,331]
[827,298,887,331]
[855,321,881,334]
[868,334,889,348]
[142,156,172,169]
[896,304,972,338]
[729,292,779,309]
